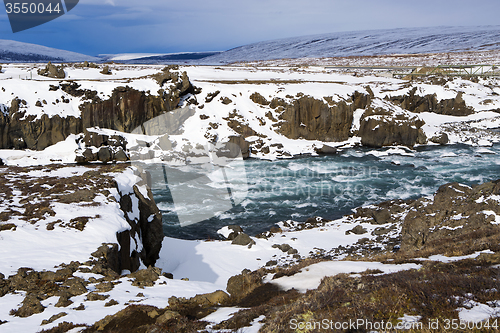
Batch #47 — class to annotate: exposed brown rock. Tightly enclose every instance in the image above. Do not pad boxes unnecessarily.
[11,293,45,317]
[359,107,425,148]
[390,88,474,116]
[37,62,65,79]
[401,180,500,252]
[127,266,161,288]
[278,92,370,142]
[0,70,196,151]
[226,270,262,301]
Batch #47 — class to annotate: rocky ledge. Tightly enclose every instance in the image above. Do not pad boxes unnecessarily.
[0,65,197,152]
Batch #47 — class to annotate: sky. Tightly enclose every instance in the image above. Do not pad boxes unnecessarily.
[0,0,499,56]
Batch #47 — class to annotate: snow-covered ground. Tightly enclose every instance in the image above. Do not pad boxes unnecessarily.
[201,26,500,64]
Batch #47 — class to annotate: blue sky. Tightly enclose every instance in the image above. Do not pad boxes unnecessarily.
[0,0,499,56]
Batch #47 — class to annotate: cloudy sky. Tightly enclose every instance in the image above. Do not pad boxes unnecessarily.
[0,0,499,56]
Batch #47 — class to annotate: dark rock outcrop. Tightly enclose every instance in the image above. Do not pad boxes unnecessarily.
[226,270,263,301]
[117,171,163,269]
[0,69,196,151]
[359,106,426,148]
[401,180,500,252]
[278,91,371,142]
[389,88,474,116]
[37,62,65,79]
[430,133,449,145]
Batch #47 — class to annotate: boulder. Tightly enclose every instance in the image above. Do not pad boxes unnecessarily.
[222,225,244,240]
[191,290,230,307]
[127,266,162,288]
[232,233,256,247]
[226,270,262,301]
[156,310,181,324]
[12,293,45,317]
[100,66,111,75]
[97,147,112,163]
[430,133,449,145]
[38,62,65,79]
[114,147,129,161]
[346,225,368,235]
[314,144,337,154]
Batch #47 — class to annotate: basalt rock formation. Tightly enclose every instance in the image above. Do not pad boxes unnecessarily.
[0,68,196,151]
[278,91,371,142]
[359,106,427,148]
[389,87,474,116]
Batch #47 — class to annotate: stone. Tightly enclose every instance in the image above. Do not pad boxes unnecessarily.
[372,209,391,224]
[100,66,111,75]
[191,290,230,307]
[95,281,114,292]
[315,144,337,154]
[86,292,110,301]
[222,225,244,240]
[278,93,369,142]
[156,310,181,324]
[430,133,449,145]
[232,233,256,247]
[114,147,129,161]
[226,271,262,301]
[37,62,65,79]
[105,299,119,307]
[128,266,161,288]
[12,294,45,317]
[359,110,424,148]
[346,225,368,235]
[221,97,233,105]
[272,243,292,253]
[55,293,73,308]
[41,312,67,325]
[390,88,474,116]
[63,278,88,296]
[98,147,112,163]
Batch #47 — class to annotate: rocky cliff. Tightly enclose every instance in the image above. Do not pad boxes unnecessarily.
[0,66,196,151]
[277,91,371,142]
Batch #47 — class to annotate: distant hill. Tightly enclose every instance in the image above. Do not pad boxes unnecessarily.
[0,39,99,62]
[201,26,500,64]
[99,52,222,64]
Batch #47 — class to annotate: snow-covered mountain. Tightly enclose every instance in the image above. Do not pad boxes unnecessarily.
[0,39,99,62]
[99,51,222,63]
[202,25,500,63]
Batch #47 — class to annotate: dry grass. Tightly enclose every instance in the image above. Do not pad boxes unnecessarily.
[257,258,500,332]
